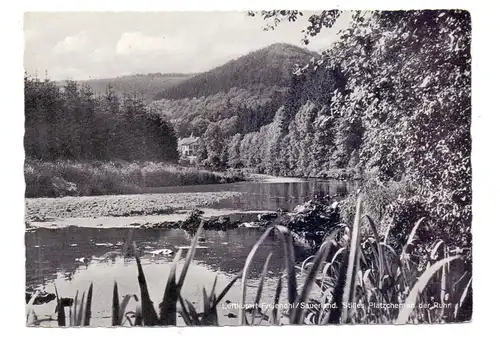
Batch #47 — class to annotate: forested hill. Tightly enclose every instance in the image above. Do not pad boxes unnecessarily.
[147,43,327,138]
[65,73,195,103]
[154,43,318,100]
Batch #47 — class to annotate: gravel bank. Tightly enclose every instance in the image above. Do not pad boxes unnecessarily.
[25,191,243,221]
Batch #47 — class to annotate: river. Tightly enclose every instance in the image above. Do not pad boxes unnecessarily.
[25,177,353,326]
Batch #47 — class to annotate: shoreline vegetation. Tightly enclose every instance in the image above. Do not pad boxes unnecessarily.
[26,195,472,326]
[24,159,360,199]
[24,159,245,198]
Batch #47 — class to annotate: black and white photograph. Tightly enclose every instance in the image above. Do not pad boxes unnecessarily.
[23,9,472,327]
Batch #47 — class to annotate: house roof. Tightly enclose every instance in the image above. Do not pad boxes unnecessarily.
[178,135,200,146]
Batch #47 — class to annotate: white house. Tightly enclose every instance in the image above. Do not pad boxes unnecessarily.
[178,134,200,164]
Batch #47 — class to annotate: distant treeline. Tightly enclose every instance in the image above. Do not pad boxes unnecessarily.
[24,76,178,162]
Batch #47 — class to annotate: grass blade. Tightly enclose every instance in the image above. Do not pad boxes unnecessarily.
[454,275,472,319]
[365,215,389,284]
[72,290,79,326]
[283,229,298,308]
[324,244,348,324]
[54,284,66,327]
[177,297,194,326]
[159,250,182,326]
[202,287,210,321]
[208,276,218,301]
[292,241,332,324]
[83,283,93,326]
[251,253,272,325]
[401,217,425,260]
[239,226,274,324]
[133,242,159,326]
[341,194,363,323]
[76,291,85,326]
[180,297,201,325]
[112,282,120,326]
[118,294,136,324]
[26,291,40,325]
[134,302,143,326]
[271,275,283,324]
[214,272,242,306]
[177,220,205,289]
[273,225,299,311]
[159,262,178,326]
[395,255,461,324]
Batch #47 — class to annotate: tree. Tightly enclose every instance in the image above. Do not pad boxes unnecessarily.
[145,114,179,162]
[263,107,287,175]
[203,123,226,169]
[227,133,243,168]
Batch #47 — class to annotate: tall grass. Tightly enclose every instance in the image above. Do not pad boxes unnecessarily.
[26,195,471,326]
[24,159,243,198]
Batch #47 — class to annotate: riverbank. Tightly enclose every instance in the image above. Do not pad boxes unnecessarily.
[25,175,350,236]
[25,159,244,198]
[25,189,341,254]
[25,191,245,221]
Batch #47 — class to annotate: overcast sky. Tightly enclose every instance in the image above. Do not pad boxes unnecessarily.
[24,11,352,81]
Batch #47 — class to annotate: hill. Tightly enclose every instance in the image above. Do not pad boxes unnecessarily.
[154,43,318,100]
[69,73,195,102]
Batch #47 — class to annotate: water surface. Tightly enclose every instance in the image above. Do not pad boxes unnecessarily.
[26,178,352,326]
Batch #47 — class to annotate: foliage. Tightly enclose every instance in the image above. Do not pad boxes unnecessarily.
[24,75,179,163]
[282,198,341,252]
[247,10,471,249]
[227,100,350,177]
[149,85,288,138]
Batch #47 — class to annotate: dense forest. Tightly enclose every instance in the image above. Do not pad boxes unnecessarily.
[149,85,289,137]
[154,43,316,100]
[24,76,178,162]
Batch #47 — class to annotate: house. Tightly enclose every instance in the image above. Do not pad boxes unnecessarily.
[178,134,200,164]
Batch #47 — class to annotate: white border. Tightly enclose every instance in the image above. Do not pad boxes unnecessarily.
[1,0,499,337]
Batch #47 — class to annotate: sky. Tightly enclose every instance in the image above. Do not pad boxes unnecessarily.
[24,11,352,81]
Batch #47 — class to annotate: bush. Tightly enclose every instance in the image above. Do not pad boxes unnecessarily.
[339,177,408,228]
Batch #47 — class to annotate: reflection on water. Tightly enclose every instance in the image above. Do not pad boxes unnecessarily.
[147,179,352,211]
[26,179,352,326]
[26,227,287,288]
[26,227,293,326]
